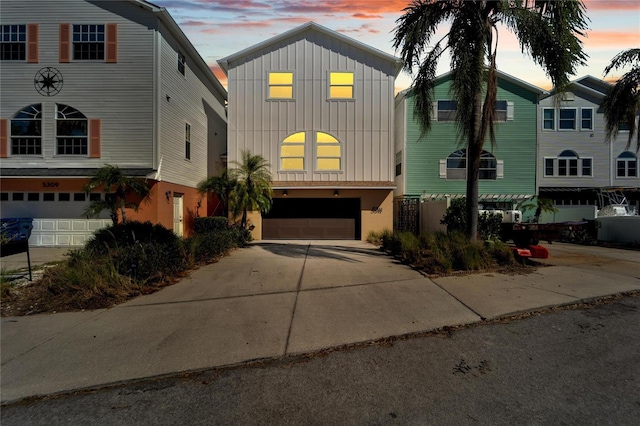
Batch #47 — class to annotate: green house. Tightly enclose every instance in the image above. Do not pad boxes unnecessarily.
[394,71,545,231]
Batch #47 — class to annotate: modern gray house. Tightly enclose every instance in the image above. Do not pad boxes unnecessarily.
[0,0,227,245]
[218,22,403,240]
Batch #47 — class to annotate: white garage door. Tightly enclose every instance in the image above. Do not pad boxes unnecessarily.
[2,191,111,247]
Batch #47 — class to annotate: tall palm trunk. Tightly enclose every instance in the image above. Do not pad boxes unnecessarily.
[465,90,484,241]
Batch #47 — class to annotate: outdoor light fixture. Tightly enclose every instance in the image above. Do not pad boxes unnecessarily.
[283,190,288,196]
[334,190,339,197]
[165,191,172,202]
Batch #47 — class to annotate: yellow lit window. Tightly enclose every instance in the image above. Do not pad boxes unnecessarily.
[269,72,293,99]
[329,72,354,99]
[281,132,305,170]
[316,132,341,170]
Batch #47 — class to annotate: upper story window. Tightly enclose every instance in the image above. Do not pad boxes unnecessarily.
[10,104,42,155]
[617,151,637,178]
[268,72,293,99]
[581,108,593,131]
[329,72,354,99]
[316,132,341,170]
[494,101,507,121]
[558,108,577,130]
[545,150,592,177]
[280,132,305,170]
[178,51,186,75]
[73,24,105,60]
[56,104,88,155]
[437,100,457,122]
[1,25,26,60]
[445,149,497,180]
[185,123,191,160]
[543,108,555,130]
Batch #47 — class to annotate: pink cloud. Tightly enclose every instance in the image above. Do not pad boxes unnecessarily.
[583,0,640,11]
[582,30,640,47]
[352,13,384,19]
[209,64,228,87]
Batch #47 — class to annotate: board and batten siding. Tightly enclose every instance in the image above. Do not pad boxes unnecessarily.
[0,0,156,169]
[226,29,396,182]
[402,76,538,197]
[537,88,638,189]
[156,20,227,188]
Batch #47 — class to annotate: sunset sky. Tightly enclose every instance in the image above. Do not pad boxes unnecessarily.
[154,0,640,92]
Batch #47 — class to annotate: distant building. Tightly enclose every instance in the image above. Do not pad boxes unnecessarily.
[394,70,544,232]
[537,75,639,212]
[0,0,227,245]
[218,22,403,240]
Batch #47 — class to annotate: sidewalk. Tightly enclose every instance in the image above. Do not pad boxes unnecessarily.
[2,241,639,403]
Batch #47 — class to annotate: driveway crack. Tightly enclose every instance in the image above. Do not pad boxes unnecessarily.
[284,243,310,354]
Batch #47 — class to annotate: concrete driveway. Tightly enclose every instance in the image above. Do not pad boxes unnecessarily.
[2,240,639,403]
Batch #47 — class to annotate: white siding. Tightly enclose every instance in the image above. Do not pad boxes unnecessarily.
[0,0,156,168]
[226,28,397,182]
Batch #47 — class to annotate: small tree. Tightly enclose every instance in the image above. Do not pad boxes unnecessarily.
[602,48,640,152]
[198,167,237,218]
[520,196,558,223]
[441,198,503,240]
[84,165,151,225]
[229,151,273,229]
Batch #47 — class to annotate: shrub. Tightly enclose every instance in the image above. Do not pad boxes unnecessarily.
[86,221,180,254]
[397,232,420,264]
[194,216,230,234]
[441,198,504,240]
[110,241,188,284]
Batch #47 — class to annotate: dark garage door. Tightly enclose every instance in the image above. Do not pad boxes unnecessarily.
[263,198,360,239]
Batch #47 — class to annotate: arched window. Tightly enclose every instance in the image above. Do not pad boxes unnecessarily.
[445,149,497,180]
[316,132,341,170]
[617,151,637,178]
[56,104,88,155]
[280,132,305,170]
[10,104,42,155]
[558,150,579,176]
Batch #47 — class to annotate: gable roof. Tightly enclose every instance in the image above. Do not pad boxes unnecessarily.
[541,75,613,101]
[125,0,226,99]
[396,69,547,100]
[218,21,403,76]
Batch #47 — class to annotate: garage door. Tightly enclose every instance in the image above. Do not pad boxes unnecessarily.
[263,198,360,239]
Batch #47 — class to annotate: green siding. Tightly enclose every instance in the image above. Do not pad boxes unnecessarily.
[403,76,538,198]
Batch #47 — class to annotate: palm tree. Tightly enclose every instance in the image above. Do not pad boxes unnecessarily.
[198,167,237,218]
[393,0,588,241]
[84,165,151,225]
[602,48,640,152]
[520,196,558,223]
[229,151,273,228]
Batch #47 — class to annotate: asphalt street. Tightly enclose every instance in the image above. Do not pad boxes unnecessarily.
[3,294,639,425]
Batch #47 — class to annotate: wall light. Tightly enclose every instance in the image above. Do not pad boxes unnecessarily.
[334,190,339,197]
[165,191,172,202]
[283,190,288,196]
[166,94,171,101]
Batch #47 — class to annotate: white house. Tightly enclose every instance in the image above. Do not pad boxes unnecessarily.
[0,0,227,245]
[218,22,402,240]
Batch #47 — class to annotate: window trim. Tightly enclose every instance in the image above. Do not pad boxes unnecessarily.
[558,107,577,131]
[544,151,594,177]
[444,149,498,181]
[72,24,105,61]
[185,122,191,160]
[542,107,555,131]
[55,104,88,156]
[328,71,355,100]
[280,131,305,171]
[0,24,26,61]
[10,103,42,156]
[315,132,342,171]
[616,151,638,178]
[178,50,186,76]
[267,71,294,100]
[580,107,594,131]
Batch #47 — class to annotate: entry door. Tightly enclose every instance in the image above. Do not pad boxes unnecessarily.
[173,195,183,236]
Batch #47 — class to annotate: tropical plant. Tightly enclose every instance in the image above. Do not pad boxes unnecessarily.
[84,165,151,225]
[229,150,273,228]
[197,167,237,217]
[602,48,640,152]
[520,196,558,223]
[393,0,588,241]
